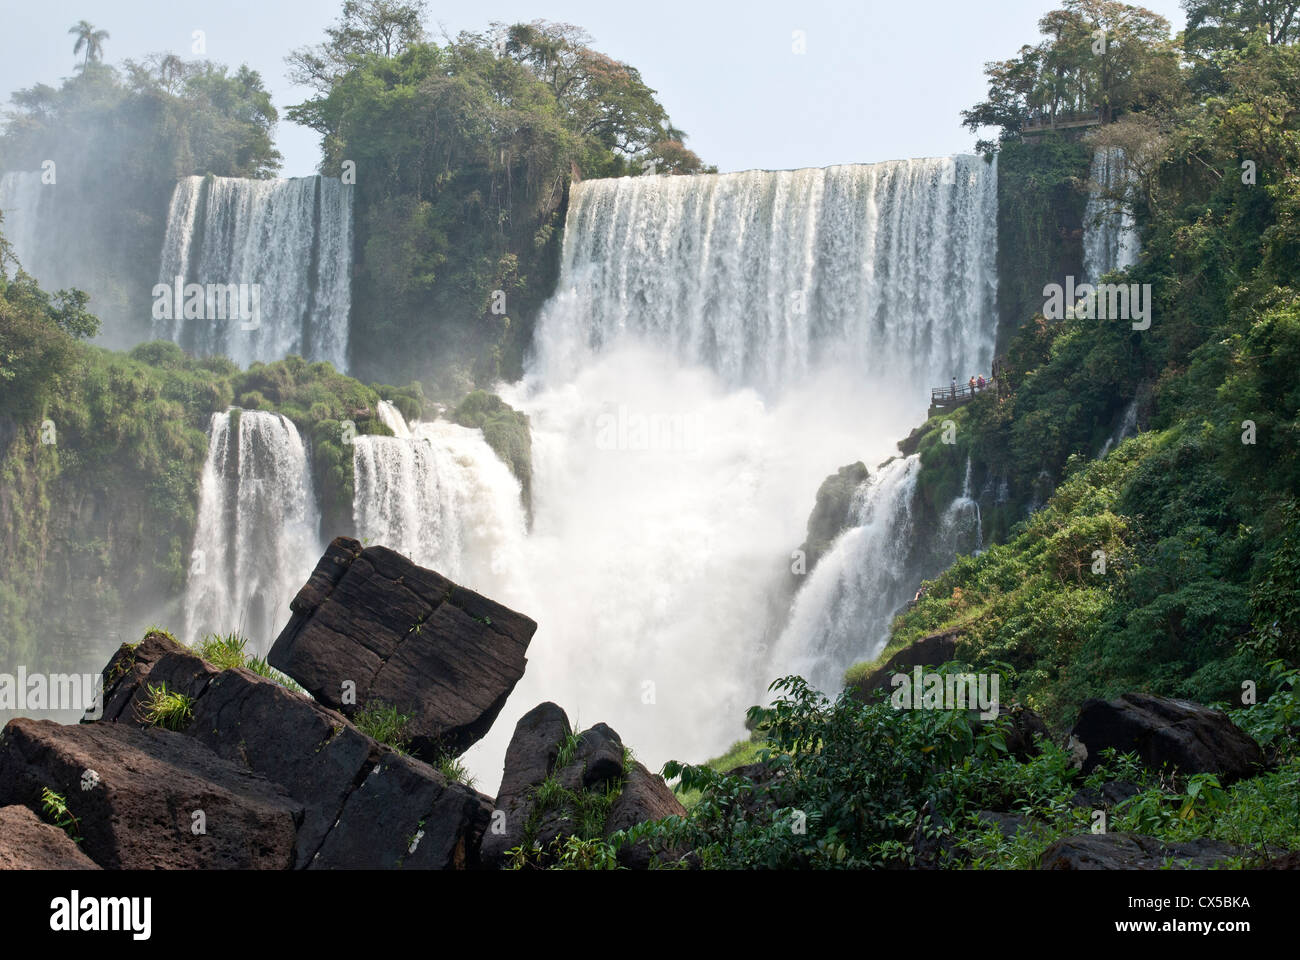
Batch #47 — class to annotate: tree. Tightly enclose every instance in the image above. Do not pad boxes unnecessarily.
[287,0,428,94]
[68,20,109,68]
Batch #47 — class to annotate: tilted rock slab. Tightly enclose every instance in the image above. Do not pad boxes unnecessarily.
[77,629,489,869]
[1071,692,1264,784]
[1039,833,1250,870]
[269,537,537,760]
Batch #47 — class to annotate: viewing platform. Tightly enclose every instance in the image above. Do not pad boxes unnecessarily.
[1021,109,1103,135]
[930,380,998,412]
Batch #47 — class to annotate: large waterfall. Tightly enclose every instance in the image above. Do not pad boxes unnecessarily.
[1083,147,1140,281]
[184,410,322,655]
[352,402,529,597]
[155,175,353,371]
[537,157,998,394]
[0,171,49,279]
[452,157,999,786]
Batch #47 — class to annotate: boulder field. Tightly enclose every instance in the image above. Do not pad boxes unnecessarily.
[0,537,686,870]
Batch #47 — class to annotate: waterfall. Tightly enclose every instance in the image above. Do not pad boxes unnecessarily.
[535,156,998,396]
[1083,148,1140,282]
[155,175,353,371]
[1099,397,1139,457]
[184,410,322,655]
[0,171,49,279]
[351,402,529,596]
[454,156,999,787]
[770,456,922,694]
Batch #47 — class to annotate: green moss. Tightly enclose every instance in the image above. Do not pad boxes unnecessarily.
[451,390,533,519]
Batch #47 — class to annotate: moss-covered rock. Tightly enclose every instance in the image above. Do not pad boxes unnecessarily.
[451,391,532,521]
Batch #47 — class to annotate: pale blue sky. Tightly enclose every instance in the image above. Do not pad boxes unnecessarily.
[2,0,1188,177]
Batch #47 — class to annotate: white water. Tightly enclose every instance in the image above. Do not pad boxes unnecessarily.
[1083,147,1141,281]
[184,410,323,655]
[0,171,49,279]
[439,158,1000,788]
[1099,397,1140,457]
[770,455,923,693]
[155,175,353,371]
[352,402,529,595]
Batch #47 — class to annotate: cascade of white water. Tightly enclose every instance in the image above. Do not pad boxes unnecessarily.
[155,175,353,371]
[339,157,1003,788]
[1099,397,1140,457]
[351,402,528,597]
[184,410,322,655]
[534,157,999,396]
[1083,147,1141,282]
[0,171,49,279]
[769,456,923,693]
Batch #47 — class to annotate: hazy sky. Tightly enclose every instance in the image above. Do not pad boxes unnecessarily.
[3,0,1189,177]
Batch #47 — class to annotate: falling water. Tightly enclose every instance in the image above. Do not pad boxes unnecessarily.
[352,402,528,595]
[535,157,998,394]
[0,171,49,279]
[453,157,999,787]
[1099,397,1140,457]
[769,456,923,693]
[184,410,322,655]
[1083,148,1141,282]
[155,175,353,371]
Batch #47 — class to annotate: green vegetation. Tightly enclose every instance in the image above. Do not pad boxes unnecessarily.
[451,390,533,516]
[138,682,194,731]
[287,2,711,392]
[193,633,302,692]
[352,701,411,752]
[633,670,1299,869]
[39,787,82,843]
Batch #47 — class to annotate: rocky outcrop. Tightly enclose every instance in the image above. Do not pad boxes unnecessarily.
[849,627,962,697]
[796,462,869,575]
[0,804,100,869]
[1039,833,1249,870]
[1071,693,1265,783]
[0,718,301,869]
[480,702,688,869]
[269,537,537,761]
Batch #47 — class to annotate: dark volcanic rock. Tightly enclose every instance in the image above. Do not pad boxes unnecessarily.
[1039,833,1249,870]
[0,718,300,869]
[0,804,100,869]
[310,751,486,870]
[89,630,191,723]
[269,537,537,760]
[1071,693,1264,783]
[849,627,962,697]
[186,667,376,869]
[558,722,625,793]
[480,702,573,867]
[605,762,688,869]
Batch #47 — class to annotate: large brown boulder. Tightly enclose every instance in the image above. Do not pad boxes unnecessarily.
[269,537,537,760]
[1071,693,1264,783]
[0,804,100,869]
[605,762,689,869]
[0,718,300,869]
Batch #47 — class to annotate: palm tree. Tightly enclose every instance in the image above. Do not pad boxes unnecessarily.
[68,21,109,68]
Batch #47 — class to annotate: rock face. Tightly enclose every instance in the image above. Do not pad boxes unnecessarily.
[7,624,491,870]
[1039,833,1249,870]
[480,702,688,869]
[849,627,962,697]
[797,462,869,575]
[269,537,537,760]
[1071,693,1264,783]
[0,718,301,869]
[0,804,100,869]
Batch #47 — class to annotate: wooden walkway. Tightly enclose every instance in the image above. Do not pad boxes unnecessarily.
[930,380,998,411]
